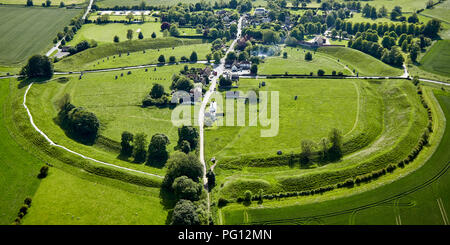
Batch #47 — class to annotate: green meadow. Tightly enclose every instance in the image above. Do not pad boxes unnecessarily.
[419,40,450,77]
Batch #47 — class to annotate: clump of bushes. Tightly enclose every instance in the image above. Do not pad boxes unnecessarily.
[38,166,49,178]
[12,197,33,225]
[142,83,170,107]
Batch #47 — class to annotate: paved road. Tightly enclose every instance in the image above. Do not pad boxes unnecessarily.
[198,16,244,213]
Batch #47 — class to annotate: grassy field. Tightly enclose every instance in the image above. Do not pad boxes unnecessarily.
[0,5,81,65]
[23,64,202,175]
[70,43,212,71]
[205,78,360,160]
[22,167,167,225]
[419,40,450,77]
[318,46,403,77]
[0,81,43,225]
[220,88,449,225]
[259,46,352,75]
[54,37,205,71]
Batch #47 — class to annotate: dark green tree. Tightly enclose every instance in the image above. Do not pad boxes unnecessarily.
[162,152,203,189]
[172,176,202,201]
[132,133,147,163]
[171,199,200,225]
[120,131,134,157]
[20,55,54,78]
[147,133,170,166]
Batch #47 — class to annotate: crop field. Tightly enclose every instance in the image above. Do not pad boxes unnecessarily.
[259,46,352,75]
[22,167,167,225]
[419,40,450,77]
[220,90,449,225]
[0,82,43,225]
[212,79,428,199]
[54,37,204,71]
[0,0,85,5]
[318,47,403,77]
[0,6,81,65]
[23,64,203,174]
[65,43,212,71]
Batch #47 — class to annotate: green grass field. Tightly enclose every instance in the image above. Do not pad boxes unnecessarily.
[419,40,450,77]
[22,167,167,225]
[220,88,449,225]
[23,64,202,176]
[259,46,352,75]
[54,37,205,71]
[318,46,403,77]
[0,5,81,65]
[0,81,43,225]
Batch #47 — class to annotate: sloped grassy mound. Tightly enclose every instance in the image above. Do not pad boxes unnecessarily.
[54,37,204,71]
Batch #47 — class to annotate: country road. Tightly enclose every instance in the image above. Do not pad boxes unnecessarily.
[198,16,244,213]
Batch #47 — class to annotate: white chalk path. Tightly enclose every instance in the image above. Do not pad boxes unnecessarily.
[23,83,163,179]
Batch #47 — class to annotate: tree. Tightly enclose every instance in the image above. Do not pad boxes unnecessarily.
[151,32,156,38]
[190,51,198,62]
[300,140,314,164]
[169,56,176,63]
[132,133,147,163]
[147,133,170,166]
[162,152,203,188]
[172,176,202,201]
[126,29,133,40]
[158,54,165,63]
[410,43,420,62]
[20,55,54,78]
[206,170,215,189]
[126,12,134,23]
[177,126,199,150]
[179,140,191,154]
[171,199,200,225]
[206,53,212,63]
[39,166,49,178]
[138,31,144,39]
[161,22,171,31]
[244,190,252,202]
[169,25,180,36]
[66,107,100,142]
[320,137,329,160]
[171,76,193,92]
[328,128,343,160]
[59,1,65,7]
[45,0,51,7]
[250,64,258,75]
[317,69,325,76]
[113,35,119,43]
[283,52,288,59]
[120,131,134,157]
[305,52,313,61]
[26,0,33,6]
[219,75,232,87]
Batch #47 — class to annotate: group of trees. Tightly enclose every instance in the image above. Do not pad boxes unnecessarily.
[120,125,198,167]
[142,83,170,107]
[120,131,170,165]
[300,128,343,164]
[20,55,54,78]
[57,94,100,144]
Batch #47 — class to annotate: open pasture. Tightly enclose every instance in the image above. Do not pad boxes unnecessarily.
[0,0,85,5]
[259,46,352,75]
[0,6,81,65]
[0,82,42,225]
[24,64,203,175]
[213,79,428,199]
[22,167,167,225]
[220,90,449,225]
